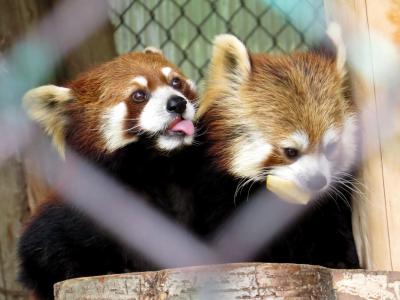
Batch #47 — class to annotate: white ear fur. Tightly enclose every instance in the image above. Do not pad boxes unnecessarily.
[23,85,73,158]
[211,34,251,80]
[197,34,251,117]
[143,46,163,55]
[326,22,346,74]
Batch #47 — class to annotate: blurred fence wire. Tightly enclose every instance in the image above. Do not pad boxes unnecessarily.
[0,0,323,272]
[108,0,326,83]
[1,0,400,297]
[0,0,109,163]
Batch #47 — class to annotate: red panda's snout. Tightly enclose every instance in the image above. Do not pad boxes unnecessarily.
[220,115,358,201]
[267,118,358,198]
[99,62,197,153]
[136,84,196,151]
[102,81,196,153]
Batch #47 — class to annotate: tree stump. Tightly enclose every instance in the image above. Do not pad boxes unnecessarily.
[54,263,400,299]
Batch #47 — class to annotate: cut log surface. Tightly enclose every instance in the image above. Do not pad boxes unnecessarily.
[54,263,400,300]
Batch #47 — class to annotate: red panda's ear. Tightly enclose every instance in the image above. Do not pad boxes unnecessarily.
[326,22,346,76]
[23,85,74,158]
[213,34,251,76]
[197,34,251,118]
[143,46,163,56]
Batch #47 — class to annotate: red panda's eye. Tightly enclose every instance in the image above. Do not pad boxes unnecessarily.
[132,90,148,102]
[283,148,300,160]
[170,77,182,90]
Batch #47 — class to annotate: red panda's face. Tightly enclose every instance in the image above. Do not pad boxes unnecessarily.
[199,31,358,201]
[233,53,357,194]
[23,50,197,157]
[241,53,357,193]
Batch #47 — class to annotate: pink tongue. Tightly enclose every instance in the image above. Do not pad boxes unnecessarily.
[170,120,195,136]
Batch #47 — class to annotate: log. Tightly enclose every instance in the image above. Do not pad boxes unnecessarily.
[54,263,400,299]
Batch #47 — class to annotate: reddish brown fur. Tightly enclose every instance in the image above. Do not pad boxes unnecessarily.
[247,53,351,148]
[201,51,354,175]
[63,52,196,157]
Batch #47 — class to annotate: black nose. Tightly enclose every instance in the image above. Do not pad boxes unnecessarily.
[306,173,327,191]
[167,96,187,115]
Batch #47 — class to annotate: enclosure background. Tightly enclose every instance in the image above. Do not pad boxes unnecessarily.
[109,0,326,83]
[0,1,327,299]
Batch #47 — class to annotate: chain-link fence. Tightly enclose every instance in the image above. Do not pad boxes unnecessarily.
[108,0,326,83]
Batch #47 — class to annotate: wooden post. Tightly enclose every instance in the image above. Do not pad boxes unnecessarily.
[0,2,52,299]
[54,263,400,299]
[325,0,400,271]
[0,1,116,299]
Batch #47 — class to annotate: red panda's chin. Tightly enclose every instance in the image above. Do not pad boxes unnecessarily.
[128,116,195,152]
[155,133,194,151]
[151,116,195,151]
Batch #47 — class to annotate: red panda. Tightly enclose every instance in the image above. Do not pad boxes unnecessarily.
[24,49,196,157]
[198,25,356,195]
[193,23,360,267]
[18,48,197,300]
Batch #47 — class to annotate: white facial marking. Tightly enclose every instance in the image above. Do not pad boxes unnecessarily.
[131,76,148,87]
[268,117,358,196]
[281,130,309,151]
[140,86,179,131]
[231,132,272,178]
[139,86,195,150]
[102,102,138,152]
[122,76,148,99]
[183,99,195,121]
[157,135,183,151]
[184,135,194,145]
[161,67,172,79]
[156,134,194,151]
[186,79,197,92]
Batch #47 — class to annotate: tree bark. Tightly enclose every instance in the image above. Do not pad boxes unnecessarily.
[54,263,400,299]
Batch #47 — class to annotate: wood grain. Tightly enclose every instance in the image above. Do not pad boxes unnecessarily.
[54,263,400,299]
[325,0,400,271]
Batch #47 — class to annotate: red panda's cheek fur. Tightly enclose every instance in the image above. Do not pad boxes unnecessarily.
[65,101,108,157]
[124,100,146,136]
[200,113,233,172]
[182,84,197,102]
[262,148,286,168]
